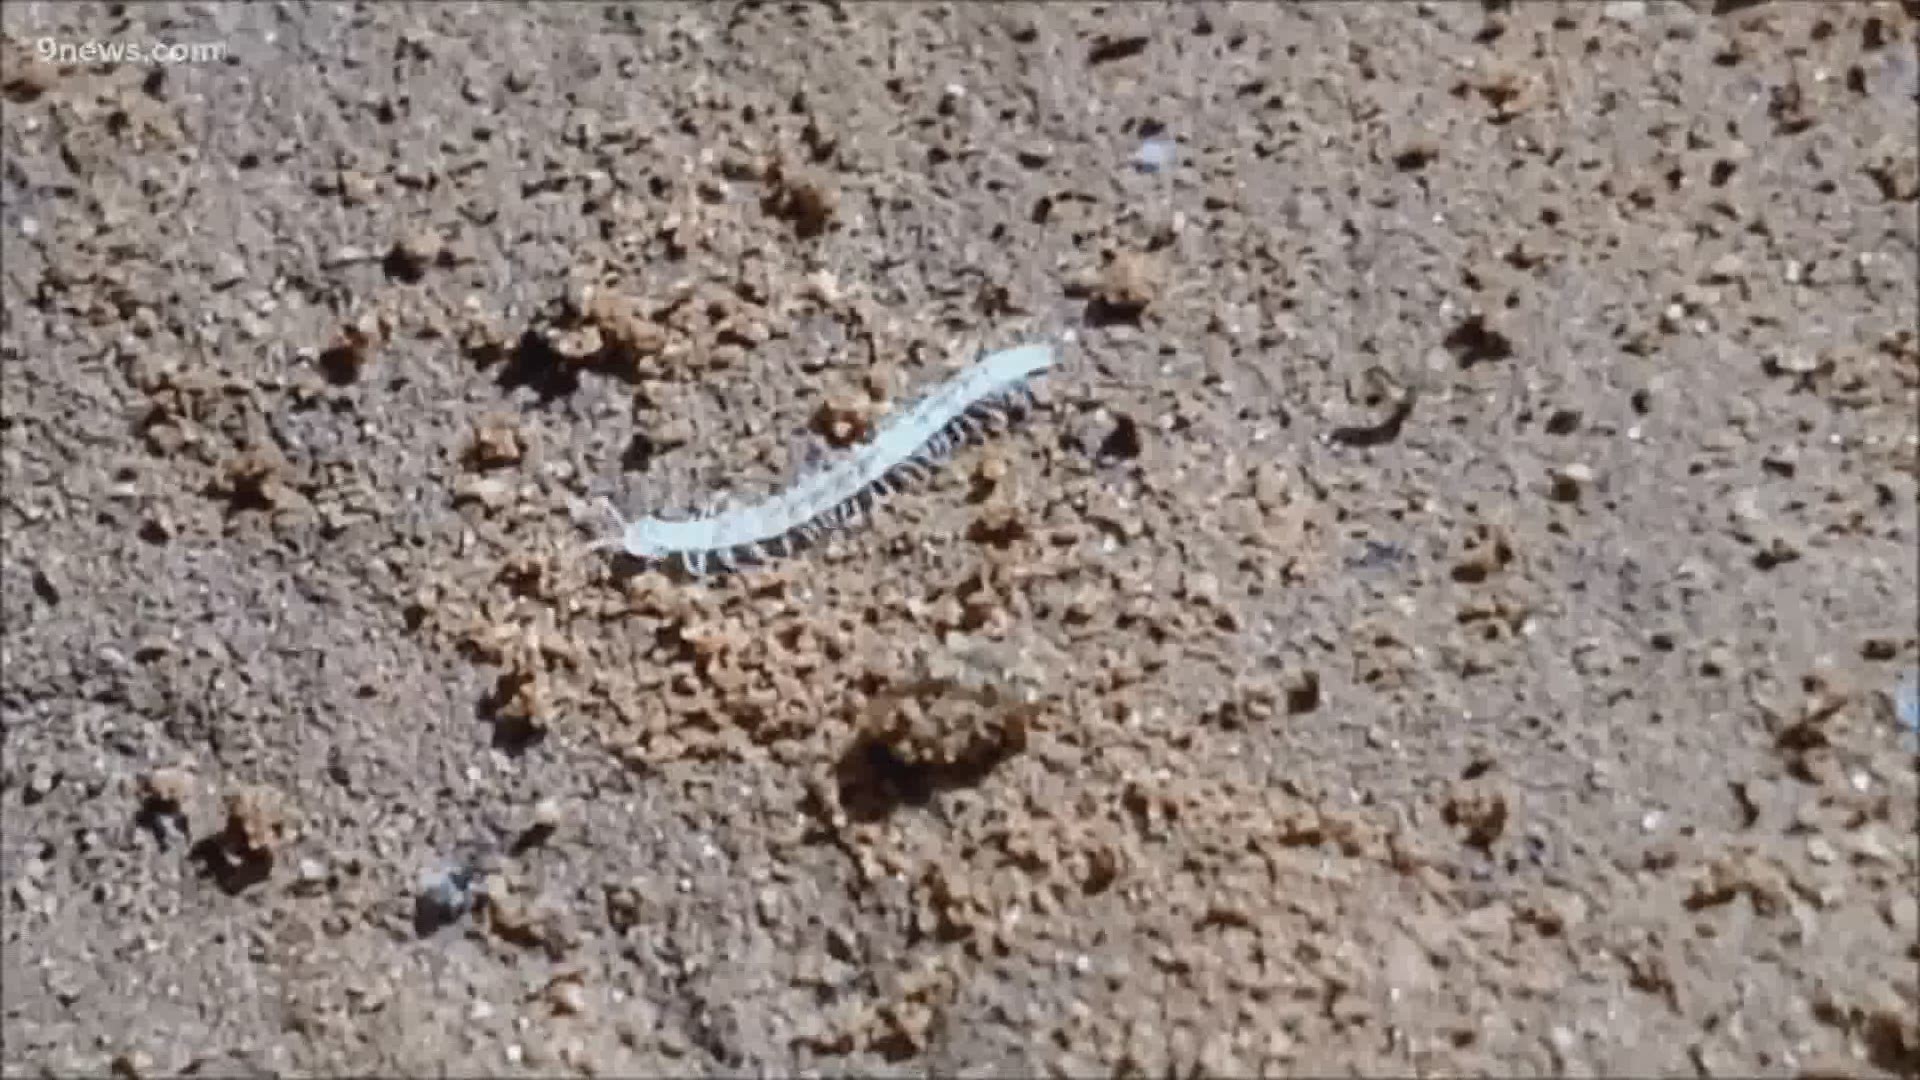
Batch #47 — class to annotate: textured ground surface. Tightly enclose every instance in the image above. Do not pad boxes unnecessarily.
[3,1,1917,1075]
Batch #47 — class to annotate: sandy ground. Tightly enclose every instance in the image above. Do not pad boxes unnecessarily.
[2,1,1917,1075]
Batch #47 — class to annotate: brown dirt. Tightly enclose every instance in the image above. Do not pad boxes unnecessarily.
[4,2,1917,1075]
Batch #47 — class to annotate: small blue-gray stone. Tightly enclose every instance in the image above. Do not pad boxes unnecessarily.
[1895,670,1919,736]
[1132,137,1176,174]
[414,865,475,934]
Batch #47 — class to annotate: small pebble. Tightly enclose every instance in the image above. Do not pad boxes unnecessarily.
[1094,252,1160,317]
[209,253,247,289]
[1548,463,1594,504]
[533,797,563,831]
[140,767,194,811]
[1349,539,1407,571]
[548,979,587,1017]
[223,785,288,856]
[387,229,441,281]
[1132,136,1176,174]
[415,865,476,932]
[1894,670,1919,737]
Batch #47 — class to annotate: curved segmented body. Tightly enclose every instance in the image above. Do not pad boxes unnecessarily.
[600,342,1054,573]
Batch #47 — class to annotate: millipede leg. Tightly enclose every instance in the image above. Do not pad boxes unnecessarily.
[598,496,625,532]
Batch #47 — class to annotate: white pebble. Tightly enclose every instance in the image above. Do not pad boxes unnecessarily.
[1132,136,1176,174]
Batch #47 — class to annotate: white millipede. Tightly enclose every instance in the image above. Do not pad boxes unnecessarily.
[594,342,1055,574]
